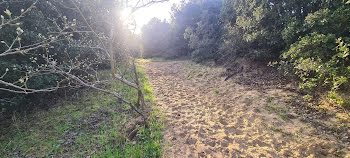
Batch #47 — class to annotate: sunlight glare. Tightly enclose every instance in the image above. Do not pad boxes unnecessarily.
[121,8,132,21]
[123,0,181,34]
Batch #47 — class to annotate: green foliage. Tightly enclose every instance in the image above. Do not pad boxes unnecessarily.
[219,0,290,61]
[146,0,350,67]
[328,91,350,108]
[0,1,61,112]
[92,107,164,158]
[136,108,164,158]
[142,18,171,58]
[282,35,349,90]
[282,17,304,45]
[265,98,290,122]
[214,89,220,94]
[280,1,350,94]
[184,0,222,62]
[0,0,119,113]
[140,0,350,102]
[141,1,202,59]
[168,2,202,58]
[0,67,164,157]
[137,66,154,103]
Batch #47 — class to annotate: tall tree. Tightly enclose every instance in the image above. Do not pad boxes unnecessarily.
[141,18,171,58]
[184,0,222,62]
[167,1,202,58]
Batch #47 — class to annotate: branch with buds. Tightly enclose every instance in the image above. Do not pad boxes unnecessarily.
[0,0,168,125]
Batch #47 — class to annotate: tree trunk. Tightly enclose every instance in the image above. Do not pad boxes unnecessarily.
[133,59,146,108]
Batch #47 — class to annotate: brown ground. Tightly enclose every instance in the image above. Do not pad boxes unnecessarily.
[141,60,350,158]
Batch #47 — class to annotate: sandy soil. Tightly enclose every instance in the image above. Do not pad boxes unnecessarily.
[141,60,350,158]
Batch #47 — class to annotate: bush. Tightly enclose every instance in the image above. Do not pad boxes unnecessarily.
[281,34,349,91]
[280,2,350,93]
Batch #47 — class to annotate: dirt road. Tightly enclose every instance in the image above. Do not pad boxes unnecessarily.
[142,60,349,158]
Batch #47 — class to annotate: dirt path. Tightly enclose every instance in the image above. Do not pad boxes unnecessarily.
[142,60,349,158]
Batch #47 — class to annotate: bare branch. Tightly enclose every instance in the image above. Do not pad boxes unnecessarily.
[68,0,110,57]
[131,0,169,12]
[0,0,38,28]
[64,72,146,120]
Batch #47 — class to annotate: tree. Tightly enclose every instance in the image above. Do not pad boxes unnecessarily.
[0,0,170,122]
[280,0,350,93]
[184,0,222,62]
[141,18,171,58]
[166,1,202,58]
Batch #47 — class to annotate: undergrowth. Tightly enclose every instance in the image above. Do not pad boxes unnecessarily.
[0,65,164,157]
[265,97,290,122]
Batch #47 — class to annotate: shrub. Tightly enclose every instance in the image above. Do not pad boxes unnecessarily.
[280,2,350,93]
[281,34,349,91]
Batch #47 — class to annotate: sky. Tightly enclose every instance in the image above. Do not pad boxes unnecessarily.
[122,0,181,34]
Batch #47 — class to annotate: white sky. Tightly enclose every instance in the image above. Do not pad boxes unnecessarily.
[122,0,181,34]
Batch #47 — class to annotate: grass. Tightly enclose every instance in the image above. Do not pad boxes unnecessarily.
[265,97,290,122]
[137,57,190,63]
[214,89,220,94]
[0,65,164,158]
[328,91,350,109]
[137,58,166,63]
[268,126,283,133]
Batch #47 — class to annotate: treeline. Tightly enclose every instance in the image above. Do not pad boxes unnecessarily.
[142,0,350,106]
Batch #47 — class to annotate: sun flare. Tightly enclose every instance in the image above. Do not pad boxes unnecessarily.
[120,8,132,21]
[121,0,180,34]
